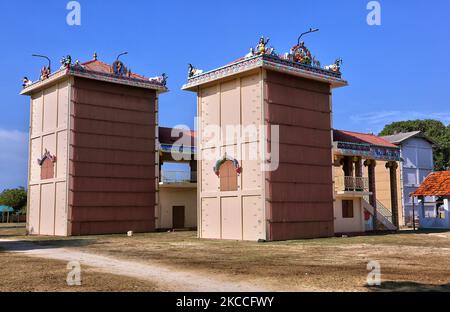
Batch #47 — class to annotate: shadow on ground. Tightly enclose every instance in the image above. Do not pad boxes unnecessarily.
[368,281,450,292]
[0,239,96,252]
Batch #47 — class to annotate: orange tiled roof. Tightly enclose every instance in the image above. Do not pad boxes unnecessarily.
[411,171,450,197]
[81,59,148,80]
[333,129,398,148]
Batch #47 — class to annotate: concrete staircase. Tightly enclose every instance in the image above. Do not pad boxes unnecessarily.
[362,198,397,231]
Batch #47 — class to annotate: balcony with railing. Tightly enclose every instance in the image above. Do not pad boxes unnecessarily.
[335,176,370,195]
[160,170,197,184]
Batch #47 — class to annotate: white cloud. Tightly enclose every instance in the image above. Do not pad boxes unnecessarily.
[0,129,28,142]
[350,111,450,126]
[0,129,28,190]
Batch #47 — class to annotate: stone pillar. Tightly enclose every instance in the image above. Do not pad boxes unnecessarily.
[364,160,377,230]
[343,156,354,177]
[353,157,363,178]
[386,161,400,229]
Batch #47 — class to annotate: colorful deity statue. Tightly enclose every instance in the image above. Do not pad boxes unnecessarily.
[40,66,50,80]
[255,36,270,55]
[291,41,313,65]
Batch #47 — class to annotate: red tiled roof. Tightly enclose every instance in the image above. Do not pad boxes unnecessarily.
[81,59,148,80]
[411,171,450,197]
[333,129,398,148]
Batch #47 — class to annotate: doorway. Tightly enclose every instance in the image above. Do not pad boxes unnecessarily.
[172,206,185,229]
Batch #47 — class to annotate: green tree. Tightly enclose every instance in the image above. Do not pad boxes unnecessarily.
[0,187,27,212]
[379,119,450,171]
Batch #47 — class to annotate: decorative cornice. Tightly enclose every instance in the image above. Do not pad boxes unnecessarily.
[69,66,168,92]
[182,55,348,91]
[333,141,401,162]
[21,66,167,95]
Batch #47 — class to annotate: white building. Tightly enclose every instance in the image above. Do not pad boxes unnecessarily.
[382,131,435,225]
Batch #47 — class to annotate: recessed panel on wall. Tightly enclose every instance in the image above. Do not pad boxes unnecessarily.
[30,138,42,182]
[40,183,55,235]
[56,131,68,179]
[201,197,220,239]
[201,148,219,193]
[31,95,43,136]
[200,85,220,146]
[58,81,69,128]
[243,196,264,241]
[43,85,58,132]
[42,134,57,160]
[28,185,41,234]
[242,142,262,191]
[220,79,240,145]
[241,74,261,142]
[221,196,242,240]
[54,182,67,236]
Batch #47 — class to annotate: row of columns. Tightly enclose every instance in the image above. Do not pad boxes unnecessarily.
[338,156,399,230]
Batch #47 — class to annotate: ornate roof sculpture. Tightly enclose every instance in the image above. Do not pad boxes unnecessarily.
[183,34,348,90]
[21,52,168,94]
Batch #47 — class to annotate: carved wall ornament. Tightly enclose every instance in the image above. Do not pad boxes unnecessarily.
[213,155,242,177]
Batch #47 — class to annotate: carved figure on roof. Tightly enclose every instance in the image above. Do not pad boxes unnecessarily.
[40,66,50,80]
[188,64,204,78]
[60,55,72,69]
[22,77,32,88]
[112,60,129,77]
[324,58,343,73]
[245,48,254,58]
[255,36,270,55]
[149,73,168,86]
[291,42,313,65]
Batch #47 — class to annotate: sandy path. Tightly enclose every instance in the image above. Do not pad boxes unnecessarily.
[0,239,267,292]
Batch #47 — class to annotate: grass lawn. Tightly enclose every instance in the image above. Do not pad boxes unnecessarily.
[1,223,450,292]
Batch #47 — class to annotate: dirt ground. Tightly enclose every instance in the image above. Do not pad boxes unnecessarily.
[1,223,450,292]
[0,252,165,292]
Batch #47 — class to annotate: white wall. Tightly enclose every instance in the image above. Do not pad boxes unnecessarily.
[157,185,197,229]
[198,72,265,241]
[334,198,365,233]
[400,137,434,223]
[28,80,70,236]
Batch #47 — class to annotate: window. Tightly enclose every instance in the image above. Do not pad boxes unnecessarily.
[342,200,354,219]
[219,160,238,192]
[40,158,55,180]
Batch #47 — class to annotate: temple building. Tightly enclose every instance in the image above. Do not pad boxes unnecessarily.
[382,131,435,225]
[333,130,402,233]
[21,55,167,236]
[182,37,348,241]
[157,127,197,230]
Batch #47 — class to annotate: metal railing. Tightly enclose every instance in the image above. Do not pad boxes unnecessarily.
[161,171,197,184]
[335,176,369,192]
[363,196,393,224]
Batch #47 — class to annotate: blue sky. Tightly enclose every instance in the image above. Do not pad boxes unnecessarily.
[0,0,449,189]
